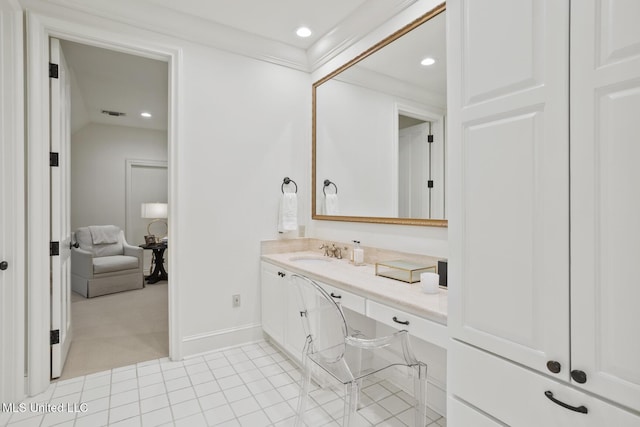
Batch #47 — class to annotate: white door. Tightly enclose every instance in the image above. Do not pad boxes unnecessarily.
[448,0,571,377]
[0,0,25,402]
[398,123,429,218]
[570,0,640,412]
[50,37,72,379]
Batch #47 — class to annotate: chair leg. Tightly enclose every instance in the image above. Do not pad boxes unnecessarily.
[413,363,428,427]
[295,343,313,427]
[343,380,360,427]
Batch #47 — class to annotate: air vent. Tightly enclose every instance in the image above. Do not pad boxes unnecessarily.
[101,110,126,117]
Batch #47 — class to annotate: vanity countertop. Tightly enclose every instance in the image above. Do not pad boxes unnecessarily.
[261,251,447,325]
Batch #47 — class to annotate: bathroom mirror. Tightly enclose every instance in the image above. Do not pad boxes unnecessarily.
[313,3,447,227]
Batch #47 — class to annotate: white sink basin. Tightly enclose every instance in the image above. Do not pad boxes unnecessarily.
[288,256,332,264]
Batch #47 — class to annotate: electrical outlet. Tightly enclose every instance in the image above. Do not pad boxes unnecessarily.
[232,294,241,307]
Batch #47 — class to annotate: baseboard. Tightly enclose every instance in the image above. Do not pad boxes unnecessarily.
[181,323,264,357]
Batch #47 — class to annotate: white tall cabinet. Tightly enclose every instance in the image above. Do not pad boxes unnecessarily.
[448,0,640,425]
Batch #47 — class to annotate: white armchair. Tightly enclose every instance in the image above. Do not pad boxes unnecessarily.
[71,225,144,298]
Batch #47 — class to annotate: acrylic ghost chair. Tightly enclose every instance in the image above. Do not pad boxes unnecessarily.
[289,274,428,427]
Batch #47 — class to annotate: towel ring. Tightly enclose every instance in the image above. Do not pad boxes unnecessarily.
[323,179,338,195]
[281,177,298,194]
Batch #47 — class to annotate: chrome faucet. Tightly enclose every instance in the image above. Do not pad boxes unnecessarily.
[320,243,347,259]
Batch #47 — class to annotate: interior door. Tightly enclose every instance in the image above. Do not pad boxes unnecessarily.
[570,0,640,412]
[398,122,429,218]
[448,0,571,377]
[50,37,72,379]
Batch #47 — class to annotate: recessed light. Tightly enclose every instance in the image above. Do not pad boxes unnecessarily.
[296,27,312,38]
[421,57,436,66]
[141,112,152,118]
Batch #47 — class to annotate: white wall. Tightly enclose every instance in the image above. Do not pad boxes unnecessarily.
[309,0,449,258]
[71,123,167,231]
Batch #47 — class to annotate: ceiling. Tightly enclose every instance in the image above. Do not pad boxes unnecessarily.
[143,0,369,49]
[61,40,168,132]
[60,0,426,133]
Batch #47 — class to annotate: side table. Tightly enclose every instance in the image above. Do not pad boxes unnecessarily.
[139,242,168,284]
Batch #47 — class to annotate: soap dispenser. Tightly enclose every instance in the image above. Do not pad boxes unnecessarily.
[353,240,364,266]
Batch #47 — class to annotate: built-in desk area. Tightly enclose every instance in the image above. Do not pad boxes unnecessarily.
[260,239,448,416]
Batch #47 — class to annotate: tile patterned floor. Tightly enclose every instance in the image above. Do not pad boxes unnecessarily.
[1,341,446,427]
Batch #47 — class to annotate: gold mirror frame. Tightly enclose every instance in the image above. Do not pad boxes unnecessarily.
[312,3,447,227]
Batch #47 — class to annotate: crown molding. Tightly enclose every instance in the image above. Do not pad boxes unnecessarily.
[306,0,417,72]
[27,0,309,71]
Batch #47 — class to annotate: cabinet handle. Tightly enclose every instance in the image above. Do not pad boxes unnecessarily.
[544,391,588,414]
[546,360,561,374]
[0,261,8,271]
[278,271,286,277]
[392,316,410,326]
[571,370,587,384]
[330,292,342,299]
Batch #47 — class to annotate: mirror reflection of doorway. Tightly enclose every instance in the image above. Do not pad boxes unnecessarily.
[397,112,445,219]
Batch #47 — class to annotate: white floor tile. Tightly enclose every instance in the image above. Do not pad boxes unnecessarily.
[140,407,172,427]
[140,394,170,414]
[170,399,201,420]
[223,384,252,403]
[229,396,261,417]
[198,391,228,411]
[193,380,221,398]
[10,340,447,427]
[203,404,235,425]
[236,409,271,427]
[167,387,196,405]
[110,389,140,409]
[173,412,207,427]
[263,401,296,423]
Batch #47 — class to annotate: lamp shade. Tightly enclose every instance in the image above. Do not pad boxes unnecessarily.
[141,202,168,219]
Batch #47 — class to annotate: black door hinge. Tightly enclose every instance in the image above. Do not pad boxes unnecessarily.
[49,63,59,79]
[427,180,434,188]
[50,152,59,167]
[428,135,434,143]
[50,330,60,345]
[50,241,60,256]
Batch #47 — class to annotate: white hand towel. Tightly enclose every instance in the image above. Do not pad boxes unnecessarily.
[324,193,339,215]
[278,193,298,232]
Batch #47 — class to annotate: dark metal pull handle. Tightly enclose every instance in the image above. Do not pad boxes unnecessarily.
[547,360,561,374]
[0,261,7,271]
[571,370,587,384]
[392,316,409,325]
[330,292,342,299]
[278,271,286,277]
[544,391,588,414]
[71,242,79,249]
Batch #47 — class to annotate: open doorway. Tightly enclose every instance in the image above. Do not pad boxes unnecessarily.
[56,39,169,380]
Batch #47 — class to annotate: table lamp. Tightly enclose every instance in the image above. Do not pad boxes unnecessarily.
[141,202,168,242]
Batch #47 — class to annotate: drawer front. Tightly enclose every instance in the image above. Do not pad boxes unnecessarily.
[447,397,502,427]
[449,340,640,427]
[366,300,448,349]
[319,281,366,315]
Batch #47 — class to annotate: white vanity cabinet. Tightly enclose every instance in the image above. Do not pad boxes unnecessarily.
[260,262,306,363]
[448,0,640,424]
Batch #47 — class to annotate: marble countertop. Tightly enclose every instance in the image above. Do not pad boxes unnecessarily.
[261,251,447,325]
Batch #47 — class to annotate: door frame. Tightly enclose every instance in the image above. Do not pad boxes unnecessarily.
[26,12,182,395]
[0,0,26,403]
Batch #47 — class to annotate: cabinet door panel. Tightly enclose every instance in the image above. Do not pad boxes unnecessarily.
[570,0,640,412]
[260,262,285,344]
[448,0,570,376]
